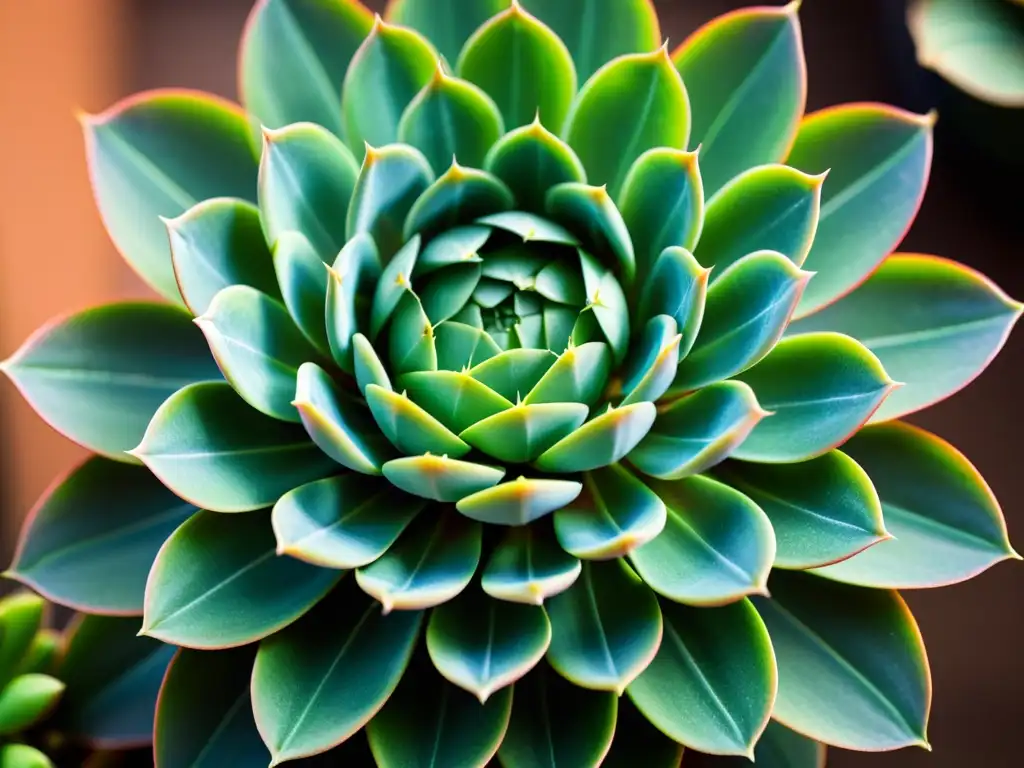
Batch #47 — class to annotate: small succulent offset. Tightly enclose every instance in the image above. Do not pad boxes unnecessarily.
[0,592,171,768]
[2,0,1021,765]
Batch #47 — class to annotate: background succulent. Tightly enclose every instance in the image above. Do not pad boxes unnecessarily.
[2,0,1021,765]
[0,592,168,768]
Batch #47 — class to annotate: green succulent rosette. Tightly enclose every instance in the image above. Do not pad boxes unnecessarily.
[3,0,1021,765]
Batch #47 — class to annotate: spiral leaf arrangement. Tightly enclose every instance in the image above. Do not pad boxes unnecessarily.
[2,0,1020,766]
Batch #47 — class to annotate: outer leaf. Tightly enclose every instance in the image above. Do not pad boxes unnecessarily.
[812,422,1018,588]
[252,579,422,764]
[697,720,826,767]
[258,122,359,260]
[385,0,510,63]
[154,646,269,768]
[356,510,482,612]
[603,697,684,767]
[142,509,341,648]
[7,457,194,616]
[498,665,617,768]
[165,197,279,316]
[457,477,583,526]
[347,145,434,262]
[57,615,175,747]
[196,285,318,422]
[629,475,775,605]
[0,594,45,690]
[272,474,424,569]
[564,47,690,198]
[366,384,472,458]
[618,149,703,287]
[398,67,504,174]
[545,183,635,286]
[383,454,505,502]
[908,0,1024,107]
[637,246,709,356]
[13,630,60,679]
[342,18,437,153]
[554,463,667,560]
[786,104,934,316]
[716,451,888,570]
[753,570,930,750]
[534,402,656,473]
[484,118,587,210]
[482,522,581,604]
[81,90,257,302]
[629,381,767,481]
[272,231,330,354]
[457,3,576,131]
[673,4,806,196]
[0,744,53,768]
[671,251,810,392]
[628,599,776,757]
[427,588,551,702]
[239,0,373,137]
[695,164,823,276]
[546,559,662,693]
[789,254,1023,422]
[731,333,897,463]
[520,0,661,83]
[0,674,64,736]
[367,651,512,768]
[132,382,338,512]
[1,303,221,462]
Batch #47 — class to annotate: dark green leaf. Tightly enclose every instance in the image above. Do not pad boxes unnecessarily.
[637,246,708,356]
[482,522,581,604]
[696,720,826,767]
[534,402,656,473]
[603,696,684,767]
[620,315,681,406]
[142,509,341,648]
[1,303,221,462]
[385,0,510,63]
[457,477,583,526]
[7,457,194,616]
[404,164,514,240]
[579,251,630,363]
[753,570,930,750]
[81,91,257,302]
[545,183,635,286]
[132,382,338,512]
[484,119,587,210]
[252,579,422,764]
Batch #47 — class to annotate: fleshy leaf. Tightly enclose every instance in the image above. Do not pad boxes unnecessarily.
[523,341,611,408]
[143,509,340,648]
[460,402,588,463]
[196,285,317,422]
[366,650,512,768]
[165,197,280,316]
[620,315,682,406]
[753,570,930,750]
[427,587,551,702]
[272,231,330,353]
[498,664,617,767]
[400,369,513,433]
[546,559,662,693]
[0,674,64,736]
[1,302,221,462]
[238,0,373,138]
[326,233,382,372]
[0,744,53,768]
[57,614,175,746]
[629,381,767,480]
[674,4,807,196]
[370,236,421,339]
[696,720,826,767]
[534,402,656,473]
[357,509,481,612]
[341,17,437,153]
[383,454,505,503]
[695,165,823,276]
[618,149,703,287]
[482,522,582,604]
[418,264,485,324]
[812,421,1018,588]
[554,463,667,560]
[398,66,504,174]
[789,254,1023,422]
[404,163,514,239]
[716,450,887,570]
[272,474,424,569]
[252,579,422,764]
[731,332,896,463]
[81,90,257,302]
[629,474,775,605]
[468,347,558,399]
[628,598,776,757]
[603,697,685,767]
[258,122,358,260]
[637,246,709,356]
[786,104,934,316]
[435,321,502,370]
[347,145,434,262]
[457,477,583,526]
[132,382,337,512]
[477,210,580,245]
[155,646,269,768]
[457,3,576,131]
[7,457,194,615]
[520,0,661,83]
[670,250,810,392]
[0,594,45,691]
[564,47,690,198]
[546,182,635,286]
[415,225,489,275]
[385,0,510,63]
[579,251,630,363]
[353,333,393,394]
[484,118,587,210]
[366,384,472,458]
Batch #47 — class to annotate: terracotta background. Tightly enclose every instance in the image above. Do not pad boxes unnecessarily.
[0,1,1020,765]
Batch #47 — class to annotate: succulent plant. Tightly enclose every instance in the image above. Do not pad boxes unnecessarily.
[2,0,1021,765]
[0,591,169,768]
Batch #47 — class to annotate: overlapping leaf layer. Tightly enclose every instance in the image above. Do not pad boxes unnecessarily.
[2,0,1020,766]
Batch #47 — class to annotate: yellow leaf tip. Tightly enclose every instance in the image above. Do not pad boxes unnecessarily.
[784,0,803,14]
[74,107,97,126]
